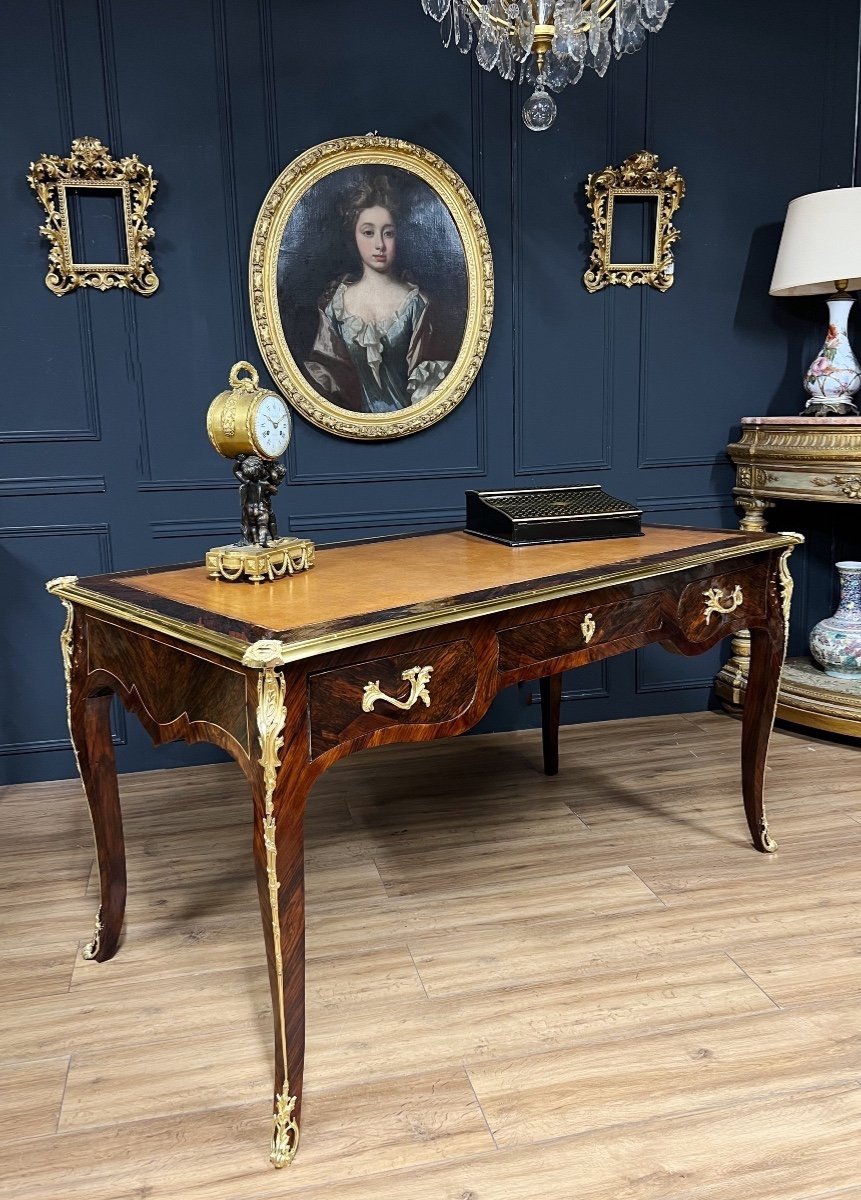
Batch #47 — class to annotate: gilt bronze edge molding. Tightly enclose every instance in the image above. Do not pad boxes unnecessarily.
[45,534,803,669]
[45,580,250,663]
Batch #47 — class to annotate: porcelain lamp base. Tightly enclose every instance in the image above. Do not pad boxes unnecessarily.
[802,295,861,417]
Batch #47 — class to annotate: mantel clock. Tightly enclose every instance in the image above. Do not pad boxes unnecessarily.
[205,362,315,583]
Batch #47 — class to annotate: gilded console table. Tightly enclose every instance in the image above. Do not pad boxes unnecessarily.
[48,525,800,1168]
[717,416,861,736]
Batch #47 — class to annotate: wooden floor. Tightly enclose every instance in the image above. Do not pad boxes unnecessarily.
[1,711,860,1200]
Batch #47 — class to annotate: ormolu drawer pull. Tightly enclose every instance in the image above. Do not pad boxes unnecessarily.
[703,584,744,623]
[581,613,596,644]
[362,665,434,713]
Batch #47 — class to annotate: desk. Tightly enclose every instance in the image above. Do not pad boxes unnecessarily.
[47,524,800,1167]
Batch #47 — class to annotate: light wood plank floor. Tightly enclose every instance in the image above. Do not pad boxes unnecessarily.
[1,711,860,1200]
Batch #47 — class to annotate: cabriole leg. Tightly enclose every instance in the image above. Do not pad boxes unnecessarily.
[55,592,127,962]
[71,693,126,960]
[248,655,308,1168]
[740,547,797,852]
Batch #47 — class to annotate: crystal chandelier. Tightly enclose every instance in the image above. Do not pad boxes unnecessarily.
[421,0,674,131]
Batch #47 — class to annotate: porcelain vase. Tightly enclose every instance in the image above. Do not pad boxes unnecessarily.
[803,296,861,416]
[809,561,861,679]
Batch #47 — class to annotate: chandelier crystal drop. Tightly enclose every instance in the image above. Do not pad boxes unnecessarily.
[421,0,675,130]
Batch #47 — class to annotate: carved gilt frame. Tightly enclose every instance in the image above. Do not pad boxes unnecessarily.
[28,136,159,296]
[583,151,685,293]
[249,134,494,440]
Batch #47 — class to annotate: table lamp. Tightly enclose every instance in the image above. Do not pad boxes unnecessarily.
[770,187,861,416]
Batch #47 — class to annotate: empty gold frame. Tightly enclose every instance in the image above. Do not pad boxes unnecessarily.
[28,136,159,296]
[583,151,685,293]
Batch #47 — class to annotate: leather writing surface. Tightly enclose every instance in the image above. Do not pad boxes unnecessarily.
[113,526,749,640]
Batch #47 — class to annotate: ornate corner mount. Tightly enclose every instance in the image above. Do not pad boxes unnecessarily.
[583,151,685,293]
[82,905,104,960]
[271,1091,300,1167]
[362,666,433,713]
[253,664,295,1168]
[777,545,798,635]
[242,640,290,669]
[703,584,744,624]
[46,575,78,594]
[27,136,158,296]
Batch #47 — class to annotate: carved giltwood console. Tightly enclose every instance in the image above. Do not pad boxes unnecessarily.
[47,525,800,1168]
[718,416,861,737]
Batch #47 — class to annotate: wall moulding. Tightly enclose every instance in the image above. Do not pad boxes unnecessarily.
[513,78,615,477]
[0,520,126,755]
[636,493,736,514]
[633,654,715,694]
[528,661,610,704]
[150,506,464,542]
[0,476,106,497]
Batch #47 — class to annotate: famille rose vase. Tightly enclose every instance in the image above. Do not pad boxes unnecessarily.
[803,296,861,416]
[809,561,861,679]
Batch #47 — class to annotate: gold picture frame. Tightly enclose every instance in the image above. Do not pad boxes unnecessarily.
[249,135,494,440]
[27,136,158,296]
[583,151,685,293]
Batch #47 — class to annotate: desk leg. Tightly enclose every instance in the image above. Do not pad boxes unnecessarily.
[64,625,126,962]
[740,551,794,853]
[539,674,562,776]
[249,662,307,1168]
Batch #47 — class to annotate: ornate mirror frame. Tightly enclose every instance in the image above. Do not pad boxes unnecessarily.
[249,134,494,440]
[27,136,159,296]
[583,151,685,293]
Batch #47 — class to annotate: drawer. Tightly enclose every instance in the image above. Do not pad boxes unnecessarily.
[497,593,662,672]
[309,639,478,757]
[676,563,769,643]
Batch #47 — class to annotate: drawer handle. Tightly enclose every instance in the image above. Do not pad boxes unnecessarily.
[362,665,434,713]
[581,613,596,644]
[703,584,744,623]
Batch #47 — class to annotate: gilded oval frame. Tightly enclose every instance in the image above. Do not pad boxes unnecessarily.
[249,135,493,440]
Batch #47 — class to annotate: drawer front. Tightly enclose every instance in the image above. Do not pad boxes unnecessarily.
[676,563,769,643]
[497,593,662,672]
[309,640,477,757]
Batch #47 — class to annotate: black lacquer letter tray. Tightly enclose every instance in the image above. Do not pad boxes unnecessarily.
[464,486,643,546]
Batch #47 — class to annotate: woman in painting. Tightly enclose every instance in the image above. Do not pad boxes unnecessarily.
[304,174,453,414]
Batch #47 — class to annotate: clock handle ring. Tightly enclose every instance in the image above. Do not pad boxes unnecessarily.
[229,361,259,392]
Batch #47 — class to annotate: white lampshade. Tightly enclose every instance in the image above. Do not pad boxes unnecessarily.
[770,187,861,297]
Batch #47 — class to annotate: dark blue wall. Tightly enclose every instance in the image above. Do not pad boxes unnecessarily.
[2,0,859,784]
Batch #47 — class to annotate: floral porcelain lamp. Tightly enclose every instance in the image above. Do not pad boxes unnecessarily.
[770,187,861,416]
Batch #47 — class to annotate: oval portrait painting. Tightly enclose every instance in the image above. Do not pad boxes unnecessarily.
[250,136,493,440]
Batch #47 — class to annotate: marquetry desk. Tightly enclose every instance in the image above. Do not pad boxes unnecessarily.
[47,524,801,1168]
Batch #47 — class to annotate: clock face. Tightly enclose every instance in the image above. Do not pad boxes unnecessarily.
[253,393,292,458]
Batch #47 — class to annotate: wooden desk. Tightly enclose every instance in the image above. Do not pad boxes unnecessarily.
[47,524,801,1167]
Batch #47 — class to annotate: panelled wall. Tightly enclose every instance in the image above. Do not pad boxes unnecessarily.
[2,0,859,783]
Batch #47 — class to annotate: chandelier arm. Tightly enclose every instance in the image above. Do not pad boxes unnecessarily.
[464,0,515,32]
[463,0,618,37]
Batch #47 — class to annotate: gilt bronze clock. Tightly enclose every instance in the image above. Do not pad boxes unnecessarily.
[204,362,315,583]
